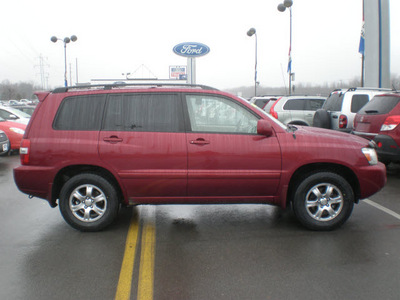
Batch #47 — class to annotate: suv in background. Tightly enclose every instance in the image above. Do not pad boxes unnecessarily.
[313,87,391,132]
[250,96,280,110]
[353,93,400,164]
[269,96,325,126]
[13,83,386,232]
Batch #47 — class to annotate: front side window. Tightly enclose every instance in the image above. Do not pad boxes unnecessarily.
[103,93,183,132]
[186,95,258,134]
[53,95,106,130]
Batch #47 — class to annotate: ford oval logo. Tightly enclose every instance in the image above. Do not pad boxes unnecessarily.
[173,42,210,57]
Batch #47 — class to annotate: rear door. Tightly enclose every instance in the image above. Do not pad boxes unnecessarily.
[184,94,281,202]
[98,93,187,203]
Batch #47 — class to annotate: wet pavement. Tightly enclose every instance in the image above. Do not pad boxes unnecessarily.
[1,155,399,299]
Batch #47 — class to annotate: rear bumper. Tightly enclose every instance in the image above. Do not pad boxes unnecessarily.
[374,135,400,163]
[13,165,56,205]
[357,162,387,200]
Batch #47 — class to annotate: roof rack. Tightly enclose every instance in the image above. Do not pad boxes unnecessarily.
[52,83,219,93]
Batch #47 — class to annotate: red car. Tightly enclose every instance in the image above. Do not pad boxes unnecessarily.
[353,93,400,164]
[13,84,386,232]
[0,117,26,153]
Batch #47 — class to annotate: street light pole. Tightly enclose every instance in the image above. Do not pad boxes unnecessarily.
[51,35,78,87]
[278,0,293,95]
[247,27,258,97]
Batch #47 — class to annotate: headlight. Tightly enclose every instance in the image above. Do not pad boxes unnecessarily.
[362,148,378,165]
[10,127,25,135]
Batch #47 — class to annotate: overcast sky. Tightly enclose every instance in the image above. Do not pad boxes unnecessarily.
[1,0,399,90]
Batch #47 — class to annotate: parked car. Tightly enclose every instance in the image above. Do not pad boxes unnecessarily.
[269,96,326,126]
[0,130,10,156]
[0,106,31,125]
[11,105,36,116]
[0,117,26,153]
[250,96,280,110]
[353,93,400,164]
[14,84,386,232]
[313,87,391,132]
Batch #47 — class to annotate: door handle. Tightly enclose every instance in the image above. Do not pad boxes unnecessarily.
[332,115,338,119]
[190,139,210,145]
[103,136,123,143]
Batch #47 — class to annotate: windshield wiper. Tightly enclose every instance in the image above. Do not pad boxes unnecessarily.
[365,110,379,114]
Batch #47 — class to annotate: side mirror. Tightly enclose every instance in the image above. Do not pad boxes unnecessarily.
[257,119,273,137]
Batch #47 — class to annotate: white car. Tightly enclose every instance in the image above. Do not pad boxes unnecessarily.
[0,106,30,125]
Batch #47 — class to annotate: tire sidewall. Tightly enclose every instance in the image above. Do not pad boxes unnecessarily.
[293,172,354,231]
[59,173,119,231]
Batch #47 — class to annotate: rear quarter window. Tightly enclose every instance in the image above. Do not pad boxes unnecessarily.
[53,94,106,130]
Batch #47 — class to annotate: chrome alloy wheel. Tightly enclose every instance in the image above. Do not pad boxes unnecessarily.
[305,183,344,222]
[69,184,107,223]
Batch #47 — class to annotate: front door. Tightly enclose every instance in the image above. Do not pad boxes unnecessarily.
[184,94,282,202]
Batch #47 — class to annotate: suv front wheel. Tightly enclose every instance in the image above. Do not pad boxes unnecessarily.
[292,172,354,231]
[59,173,120,231]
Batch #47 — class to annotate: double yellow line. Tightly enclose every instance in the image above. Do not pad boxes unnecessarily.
[115,209,156,300]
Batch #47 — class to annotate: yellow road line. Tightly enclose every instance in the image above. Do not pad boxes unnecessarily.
[115,212,140,300]
[138,222,156,300]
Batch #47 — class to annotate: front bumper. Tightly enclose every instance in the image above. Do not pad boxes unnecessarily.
[374,134,400,163]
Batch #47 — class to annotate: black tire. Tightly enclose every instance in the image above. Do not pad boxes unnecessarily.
[313,109,331,128]
[59,173,119,232]
[292,172,354,231]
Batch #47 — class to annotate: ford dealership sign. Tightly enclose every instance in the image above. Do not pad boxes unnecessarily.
[173,42,210,57]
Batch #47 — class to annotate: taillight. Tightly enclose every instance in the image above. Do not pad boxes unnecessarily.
[380,115,400,131]
[269,98,281,119]
[339,115,348,128]
[20,139,30,165]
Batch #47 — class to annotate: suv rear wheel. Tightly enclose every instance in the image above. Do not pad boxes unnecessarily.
[292,172,354,231]
[59,173,119,231]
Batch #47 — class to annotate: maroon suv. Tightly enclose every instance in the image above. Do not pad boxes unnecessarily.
[13,84,386,231]
[353,93,400,164]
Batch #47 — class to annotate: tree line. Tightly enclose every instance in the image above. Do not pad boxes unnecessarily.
[1,75,399,100]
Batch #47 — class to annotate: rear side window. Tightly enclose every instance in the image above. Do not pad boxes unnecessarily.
[351,94,369,112]
[103,93,183,132]
[305,99,325,111]
[283,99,304,110]
[358,96,400,115]
[323,93,343,111]
[54,95,106,130]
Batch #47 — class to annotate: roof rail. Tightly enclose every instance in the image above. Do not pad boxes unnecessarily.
[52,83,219,93]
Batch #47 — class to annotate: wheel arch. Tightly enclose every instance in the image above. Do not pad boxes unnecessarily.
[51,165,124,207]
[286,163,361,206]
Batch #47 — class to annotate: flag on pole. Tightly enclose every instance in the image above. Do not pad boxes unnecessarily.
[359,21,365,55]
[287,46,292,73]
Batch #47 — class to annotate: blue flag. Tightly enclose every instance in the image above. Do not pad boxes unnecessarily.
[359,22,365,55]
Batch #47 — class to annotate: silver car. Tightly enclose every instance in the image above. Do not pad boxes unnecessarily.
[269,96,326,126]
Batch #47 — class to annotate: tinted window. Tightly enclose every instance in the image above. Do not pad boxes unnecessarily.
[323,93,343,111]
[305,99,325,111]
[351,94,369,112]
[254,99,269,108]
[358,95,400,115]
[103,93,183,132]
[54,95,106,130]
[283,99,305,110]
[186,95,258,134]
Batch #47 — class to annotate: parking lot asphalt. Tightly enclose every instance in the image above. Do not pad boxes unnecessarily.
[1,155,399,300]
